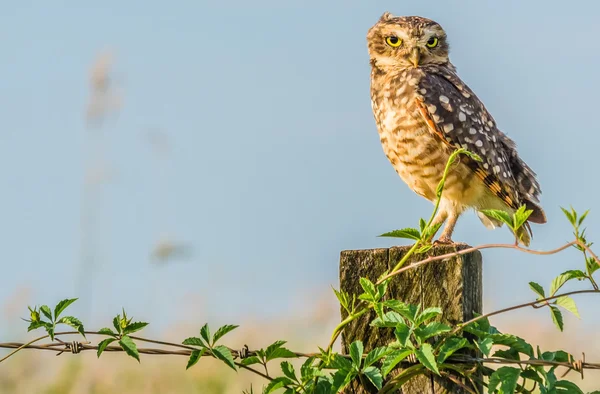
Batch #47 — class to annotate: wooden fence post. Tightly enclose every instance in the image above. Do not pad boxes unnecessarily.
[339,243,482,393]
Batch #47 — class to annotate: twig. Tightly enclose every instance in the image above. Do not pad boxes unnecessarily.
[378,241,577,284]
[450,289,600,336]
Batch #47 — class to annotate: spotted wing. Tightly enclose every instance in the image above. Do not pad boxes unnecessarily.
[415,67,542,214]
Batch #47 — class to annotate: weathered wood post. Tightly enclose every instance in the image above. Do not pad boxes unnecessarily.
[339,243,482,393]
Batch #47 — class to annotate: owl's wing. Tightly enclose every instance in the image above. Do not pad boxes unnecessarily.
[415,68,544,223]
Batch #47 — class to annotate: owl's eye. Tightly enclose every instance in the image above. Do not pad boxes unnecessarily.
[385,36,402,47]
[426,37,439,48]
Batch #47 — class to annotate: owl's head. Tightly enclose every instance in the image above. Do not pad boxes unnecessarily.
[367,13,450,69]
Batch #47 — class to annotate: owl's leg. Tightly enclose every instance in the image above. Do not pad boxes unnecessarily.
[432,199,460,244]
[437,212,458,244]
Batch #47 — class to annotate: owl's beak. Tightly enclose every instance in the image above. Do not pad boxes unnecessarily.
[409,47,421,67]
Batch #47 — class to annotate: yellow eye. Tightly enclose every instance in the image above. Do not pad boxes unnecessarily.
[385,36,402,47]
[426,37,439,48]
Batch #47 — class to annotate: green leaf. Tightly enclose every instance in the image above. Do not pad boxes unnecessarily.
[363,346,390,369]
[265,340,296,361]
[578,209,590,227]
[394,324,412,347]
[587,257,600,275]
[359,278,378,301]
[419,218,427,233]
[513,205,533,230]
[263,377,294,394]
[119,335,140,362]
[333,287,350,313]
[300,356,318,381]
[381,349,412,377]
[378,228,421,240]
[212,345,236,370]
[462,314,500,337]
[371,311,405,328]
[328,353,353,370]
[98,327,117,337]
[551,270,587,295]
[476,337,494,357]
[47,327,55,341]
[200,323,211,346]
[423,222,443,240]
[555,380,584,393]
[123,322,149,335]
[489,334,533,357]
[97,337,116,358]
[520,368,542,384]
[553,350,572,363]
[415,343,439,375]
[349,341,363,370]
[186,348,205,370]
[416,244,433,254]
[27,320,47,332]
[492,348,520,360]
[57,316,85,337]
[540,350,571,363]
[40,305,52,321]
[240,356,261,366]
[481,209,514,229]
[561,206,576,226]
[415,307,442,325]
[314,380,332,394]
[182,337,206,347]
[376,281,388,300]
[113,316,121,335]
[529,281,546,299]
[488,366,520,393]
[556,296,580,318]
[212,324,239,344]
[437,337,468,363]
[331,369,355,393]
[414,322,451,342]
[53,298,78,320]
[280,361,298,382]
[550,306,564,331]
[384,300,418,323]
[363,366,383,390]
[373,302,385,319]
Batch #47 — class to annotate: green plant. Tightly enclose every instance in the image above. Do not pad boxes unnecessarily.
[2,149,599,393]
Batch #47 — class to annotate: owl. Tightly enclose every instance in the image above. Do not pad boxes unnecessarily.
[367,13,546,245]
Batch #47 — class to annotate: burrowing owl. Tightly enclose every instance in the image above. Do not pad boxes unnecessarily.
[367,13,546,245]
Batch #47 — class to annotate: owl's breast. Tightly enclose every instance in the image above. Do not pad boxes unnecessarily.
[370,72,451,201]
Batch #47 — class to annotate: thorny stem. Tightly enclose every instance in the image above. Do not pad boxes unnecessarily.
[379,241,577,283]
[326,308,369,352]
[449,289,600,336]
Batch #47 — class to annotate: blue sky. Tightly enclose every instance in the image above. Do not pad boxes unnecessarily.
[1,1,599,340]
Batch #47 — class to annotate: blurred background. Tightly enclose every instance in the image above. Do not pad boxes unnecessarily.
[1,1,599,392]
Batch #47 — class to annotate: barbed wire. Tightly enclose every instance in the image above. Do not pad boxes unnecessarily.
[1,331,598,379]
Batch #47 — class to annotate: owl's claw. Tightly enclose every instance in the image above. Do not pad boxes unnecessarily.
[433,237,454,245]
